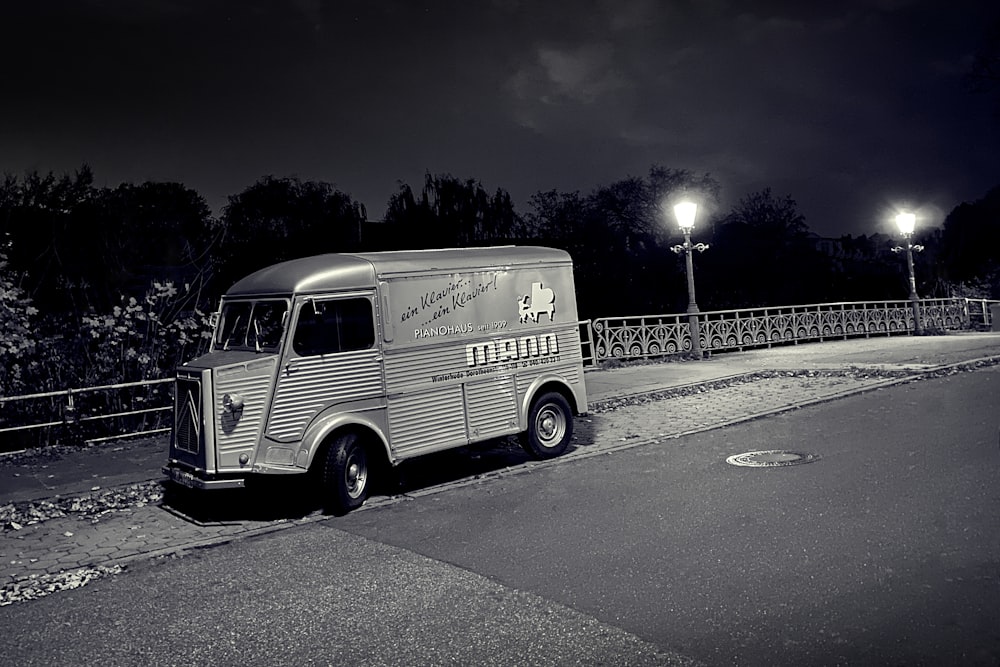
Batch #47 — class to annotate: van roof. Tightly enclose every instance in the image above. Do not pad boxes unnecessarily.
[225,246,571,296]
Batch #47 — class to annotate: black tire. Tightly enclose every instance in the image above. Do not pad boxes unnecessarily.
[321,433,370,515]
[521,392,573,459]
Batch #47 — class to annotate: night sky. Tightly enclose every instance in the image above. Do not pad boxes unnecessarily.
[2,0,998,238]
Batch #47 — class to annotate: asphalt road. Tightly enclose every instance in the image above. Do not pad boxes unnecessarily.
[3,367,998,666]
[336,366,1000,666]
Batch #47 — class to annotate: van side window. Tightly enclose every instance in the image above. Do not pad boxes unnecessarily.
[293,298,375,356]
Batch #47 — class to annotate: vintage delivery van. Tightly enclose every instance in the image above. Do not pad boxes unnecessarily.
[164,246,588,514]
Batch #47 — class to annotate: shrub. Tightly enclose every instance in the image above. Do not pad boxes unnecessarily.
[0,239,38,397]
[79,280,213,386]
[1,278,214,448]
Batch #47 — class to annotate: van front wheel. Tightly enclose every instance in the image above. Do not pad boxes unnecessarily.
[521,392,573,459]
[322,433,369,515]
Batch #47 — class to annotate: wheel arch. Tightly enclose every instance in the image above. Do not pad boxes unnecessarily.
[300,414,392,473]
[520,375,582,426]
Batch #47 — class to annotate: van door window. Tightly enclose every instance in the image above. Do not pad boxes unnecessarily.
[293,298,375,356]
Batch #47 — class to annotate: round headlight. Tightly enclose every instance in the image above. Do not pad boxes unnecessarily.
[222,393,245,416]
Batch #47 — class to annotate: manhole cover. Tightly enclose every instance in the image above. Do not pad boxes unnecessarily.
[725,450,819,467]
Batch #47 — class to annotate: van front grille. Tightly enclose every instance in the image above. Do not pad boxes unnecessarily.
[175,378,202,454]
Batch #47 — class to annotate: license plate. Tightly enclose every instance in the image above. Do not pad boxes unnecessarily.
[168,467,200,489]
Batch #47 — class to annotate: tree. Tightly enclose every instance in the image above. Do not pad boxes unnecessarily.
[705,188,833,308]
[523,165,721,317]
[213,176,367,290]
[0,168,215,315]
[0,166,96,312]
[822,233,907,302]
[71,181,216,313]
[380,173,522,249]
[524,189,587,247]
[0,235,37,395]
[937,185,1000,297]
[524,187,627,317]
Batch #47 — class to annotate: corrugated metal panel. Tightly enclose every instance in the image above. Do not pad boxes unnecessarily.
[383,344,467,392]
[516,362,582,393]
[213,361,275,463]
[466,377,518,440]
[514,329,583,395]
[382,326,583,457]
[267,350,383,441]
[388,386,467,457]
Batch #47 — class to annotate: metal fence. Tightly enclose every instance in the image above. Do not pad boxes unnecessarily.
[590,297,980,361]
[966,298,999,330]
[1,297,997,449]
[0,378,173,450]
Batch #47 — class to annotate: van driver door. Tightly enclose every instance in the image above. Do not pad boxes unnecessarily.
[265,293,385,443]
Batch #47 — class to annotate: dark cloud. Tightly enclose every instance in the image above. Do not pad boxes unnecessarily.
[1,0,997,236]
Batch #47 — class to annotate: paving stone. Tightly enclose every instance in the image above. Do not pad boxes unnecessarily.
[87,545,122,558]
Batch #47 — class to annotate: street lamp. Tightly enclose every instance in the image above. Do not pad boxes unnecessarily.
[669,201,709,359]
[891,211,924,335]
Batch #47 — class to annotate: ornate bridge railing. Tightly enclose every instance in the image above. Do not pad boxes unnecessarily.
[591,298,971,361]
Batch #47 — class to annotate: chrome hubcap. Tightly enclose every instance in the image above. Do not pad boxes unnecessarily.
[540,414,556,439]
[345,456,367,498]
[537,407,565,446]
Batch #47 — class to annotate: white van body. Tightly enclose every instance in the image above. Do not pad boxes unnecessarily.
[164,246,588,513]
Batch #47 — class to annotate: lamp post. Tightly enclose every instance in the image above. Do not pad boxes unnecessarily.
[670,201,709,359]
[891,211,924,335]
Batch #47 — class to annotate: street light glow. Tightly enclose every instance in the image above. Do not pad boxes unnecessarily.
[674,201,698,231]
[895,212,916,236]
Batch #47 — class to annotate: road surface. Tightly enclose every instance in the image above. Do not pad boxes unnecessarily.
[2,366,998,666]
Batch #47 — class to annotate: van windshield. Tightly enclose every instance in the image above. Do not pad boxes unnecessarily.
[213,300,288,352]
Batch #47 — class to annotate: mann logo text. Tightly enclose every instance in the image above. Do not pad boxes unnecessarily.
[465,333,559,367]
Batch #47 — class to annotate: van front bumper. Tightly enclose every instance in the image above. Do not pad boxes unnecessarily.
[163,464,246,490]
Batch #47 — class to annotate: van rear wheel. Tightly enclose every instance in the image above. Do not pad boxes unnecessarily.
[322,433,369,515]
[521,392,573,459]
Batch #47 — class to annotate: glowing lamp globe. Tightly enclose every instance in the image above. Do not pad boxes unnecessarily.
[895,212,916,236]
[674,201,698,231]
